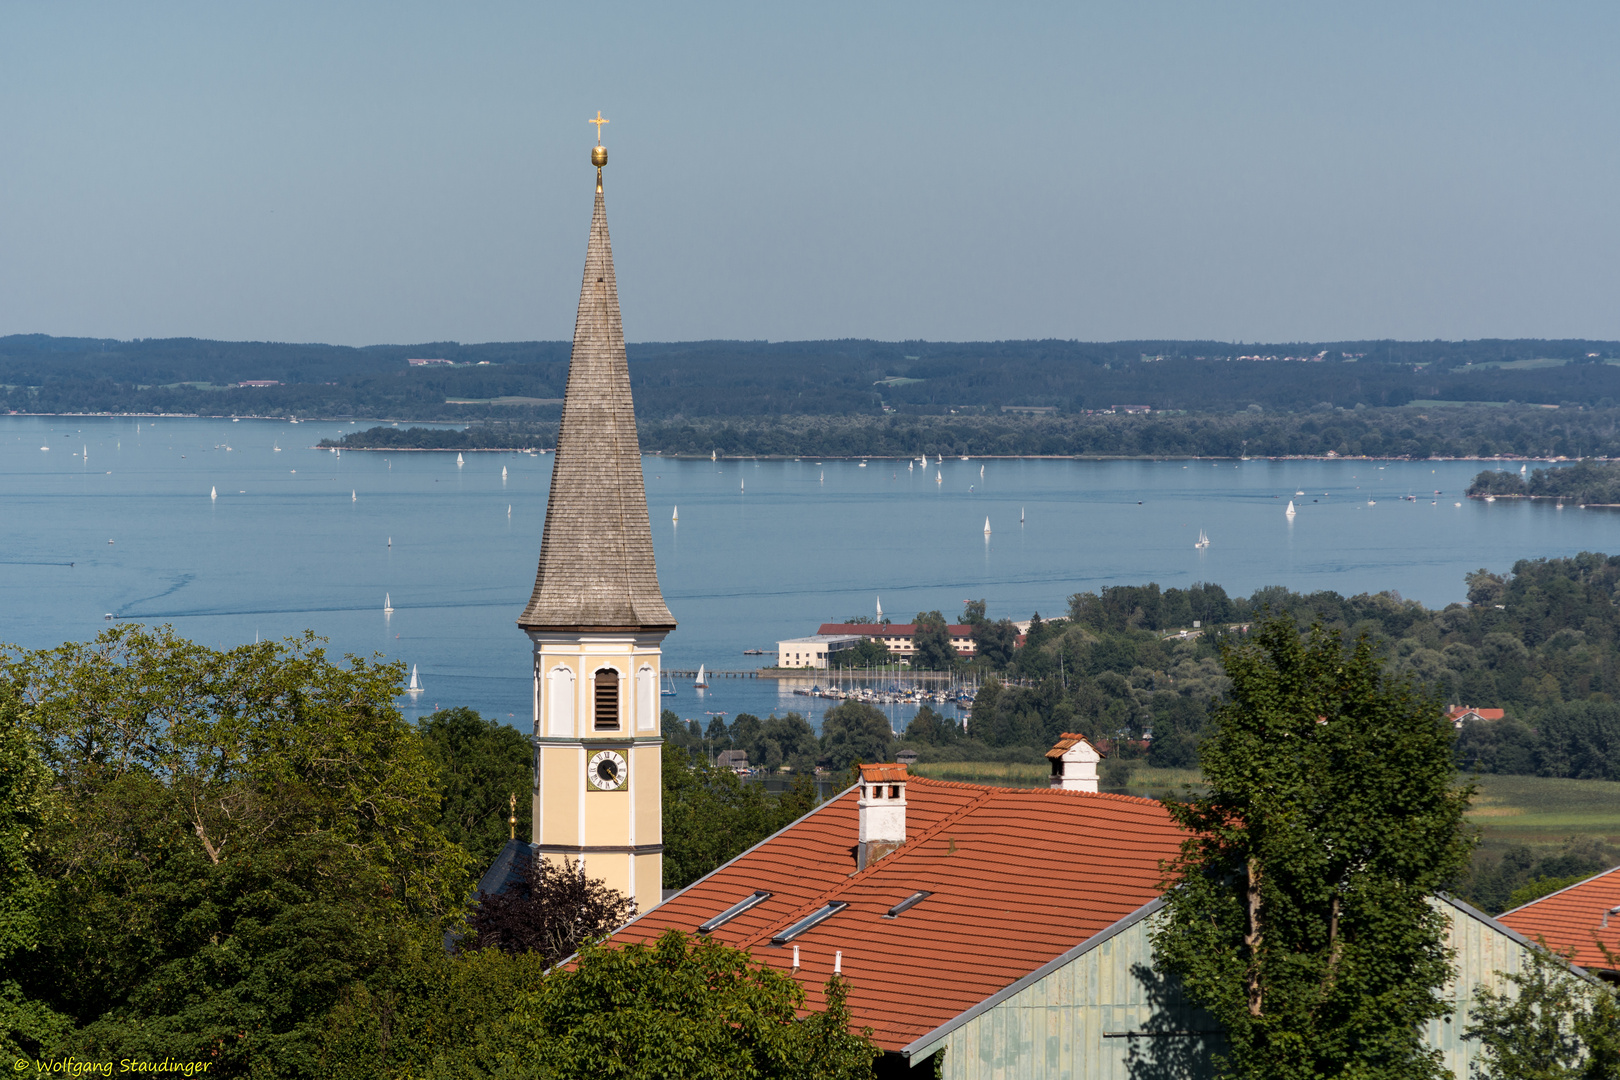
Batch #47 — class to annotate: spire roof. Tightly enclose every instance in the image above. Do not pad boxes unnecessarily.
[518,169,674,632]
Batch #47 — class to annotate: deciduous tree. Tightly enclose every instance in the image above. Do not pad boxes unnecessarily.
[1152,618,1474,1080]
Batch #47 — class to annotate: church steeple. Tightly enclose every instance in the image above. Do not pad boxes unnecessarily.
[521,123,670,918]
[519,130,674,633]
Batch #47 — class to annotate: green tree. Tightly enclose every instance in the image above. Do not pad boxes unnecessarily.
[661,752,817,889]
[0,686,67,1056]
[418,707,533,866]
[1467,945,1620,1079]
[911,610,956,671]
[830,637,890,670]
[456,930,877,1080]
[902,704,959,746]
[1152,618,1474,1080]
[5,625,470,1077]
[820,701,893,771]
[470,852,634,964]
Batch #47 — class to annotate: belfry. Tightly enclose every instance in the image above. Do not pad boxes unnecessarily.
[520,119,674,914]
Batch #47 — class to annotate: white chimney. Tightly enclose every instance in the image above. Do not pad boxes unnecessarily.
[1048,734,1102,793]
[857,763,908,869]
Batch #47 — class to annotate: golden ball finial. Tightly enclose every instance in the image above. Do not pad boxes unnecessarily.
[591,144,608,168]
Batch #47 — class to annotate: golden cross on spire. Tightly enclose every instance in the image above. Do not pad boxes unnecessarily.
[588,110,609,144]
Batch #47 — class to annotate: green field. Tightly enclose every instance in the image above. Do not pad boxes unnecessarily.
[910,763,1620,844]
[1466,774,1620,845]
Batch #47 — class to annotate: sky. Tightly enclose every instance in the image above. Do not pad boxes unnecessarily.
[2,1,1617,347]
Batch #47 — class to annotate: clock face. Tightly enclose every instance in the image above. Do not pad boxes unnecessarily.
[588,750,628,792]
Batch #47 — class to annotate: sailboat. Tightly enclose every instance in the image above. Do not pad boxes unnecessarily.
[979,464,984,479]
[1520,463,1527,475]
[1285,500,1296,518]
[456,453,464,466]
[662,672,677,697]
[274,442,281,452]
[1194,529,1210,549]
[384,593,394,614]
[711,450,717,461]
[935,471,942,485]
[876,596,883,621]
[819,471,824,483]
[406,665,423,694]
[351,490,357,502]
[740,479,745,492]
[210,486,217,500]
[672,505,679,523]
[983,516,992,537]
[1020,507,1025,524]
[694,664,709,689]
[501,466,508,480]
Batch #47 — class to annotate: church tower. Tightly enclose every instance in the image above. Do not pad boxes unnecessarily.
[520,119,674,914]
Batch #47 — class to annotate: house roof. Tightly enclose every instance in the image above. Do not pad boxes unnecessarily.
[607,774,1186,1050]
[858,763,908,784]
[518,170,674,632]
[1498,865,1620,969]
[1444,706,1506,721]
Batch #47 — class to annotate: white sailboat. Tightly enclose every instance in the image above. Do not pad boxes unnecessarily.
[210,486,217,500]
[351,490,357,502]
[384,593,394,614]
[1520,463,1527,475]
[1195,529,1210,549]
[456,453,464,466]
[694,664,709,689]
[672,505,679,523]
[819,471,824,483]
[1020,507,1025,524]
[740,479,745,492]
[876,596,883,621]
[662,672,677,697]
[507,504,512,517]
[1285,500,1296,518]
[406,665,423,694]
[274,442,281,452]
[980,464,984,479]
[711,450,717,461]
[983,516,992,536]
[935,471,942,485]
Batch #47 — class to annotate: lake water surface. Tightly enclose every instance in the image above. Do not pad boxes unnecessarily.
[1,415,1613,732]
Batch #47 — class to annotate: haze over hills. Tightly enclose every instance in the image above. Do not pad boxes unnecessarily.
[5,334,1620,423]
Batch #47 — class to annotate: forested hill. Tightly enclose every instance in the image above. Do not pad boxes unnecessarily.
[5,334,1620,421]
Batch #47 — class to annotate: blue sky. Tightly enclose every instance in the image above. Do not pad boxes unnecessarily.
[2,1,1616,345]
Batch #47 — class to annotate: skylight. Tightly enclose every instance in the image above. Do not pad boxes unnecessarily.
[770,901,848,944]
[697,891,772,934]
[885,891,932,918]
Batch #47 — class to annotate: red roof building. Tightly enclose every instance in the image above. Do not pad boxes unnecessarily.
[608,765,1186,1053]
[816,622,978,658]
[1444,705,1506,726]
[1499,865,1620,973]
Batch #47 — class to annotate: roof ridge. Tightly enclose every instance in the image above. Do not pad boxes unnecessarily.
[1499,862,1620,919]
[733,786,1000,951]
[908,773,1170,807]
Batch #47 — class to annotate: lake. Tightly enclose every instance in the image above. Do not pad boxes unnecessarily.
[1,415,1613,734]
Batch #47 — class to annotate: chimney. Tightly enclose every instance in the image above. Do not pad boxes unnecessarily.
[1047,733,1102,793]
[857,763,908,870]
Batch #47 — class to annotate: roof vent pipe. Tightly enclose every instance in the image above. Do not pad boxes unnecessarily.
[1047,733,1103,793]
[857,763,908,870]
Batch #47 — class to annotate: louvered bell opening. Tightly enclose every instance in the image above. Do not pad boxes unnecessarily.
[594,669,620,730]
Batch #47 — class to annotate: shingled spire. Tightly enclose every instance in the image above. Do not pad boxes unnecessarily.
[519,142,674,632]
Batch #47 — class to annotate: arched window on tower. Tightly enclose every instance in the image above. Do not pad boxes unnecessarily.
[594,668,620,730]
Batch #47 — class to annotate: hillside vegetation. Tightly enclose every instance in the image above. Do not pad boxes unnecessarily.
[6,334,1620,422]
[1470,459,1620,504]
[329,406,1620,459]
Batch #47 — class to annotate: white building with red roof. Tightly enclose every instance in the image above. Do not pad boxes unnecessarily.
[1499,864,1620,975]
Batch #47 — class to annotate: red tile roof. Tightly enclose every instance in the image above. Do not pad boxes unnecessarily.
[1046,733,1098,759]
[1444,706,1506,722]
[612,776,1186,1050]
[1499,865,1620,970]
[858,763,909,784]
[817,622,975,639]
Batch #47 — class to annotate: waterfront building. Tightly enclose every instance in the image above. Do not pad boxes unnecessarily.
[776,633,863,668]
[816,621,978,660]
[516,132,672,915]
